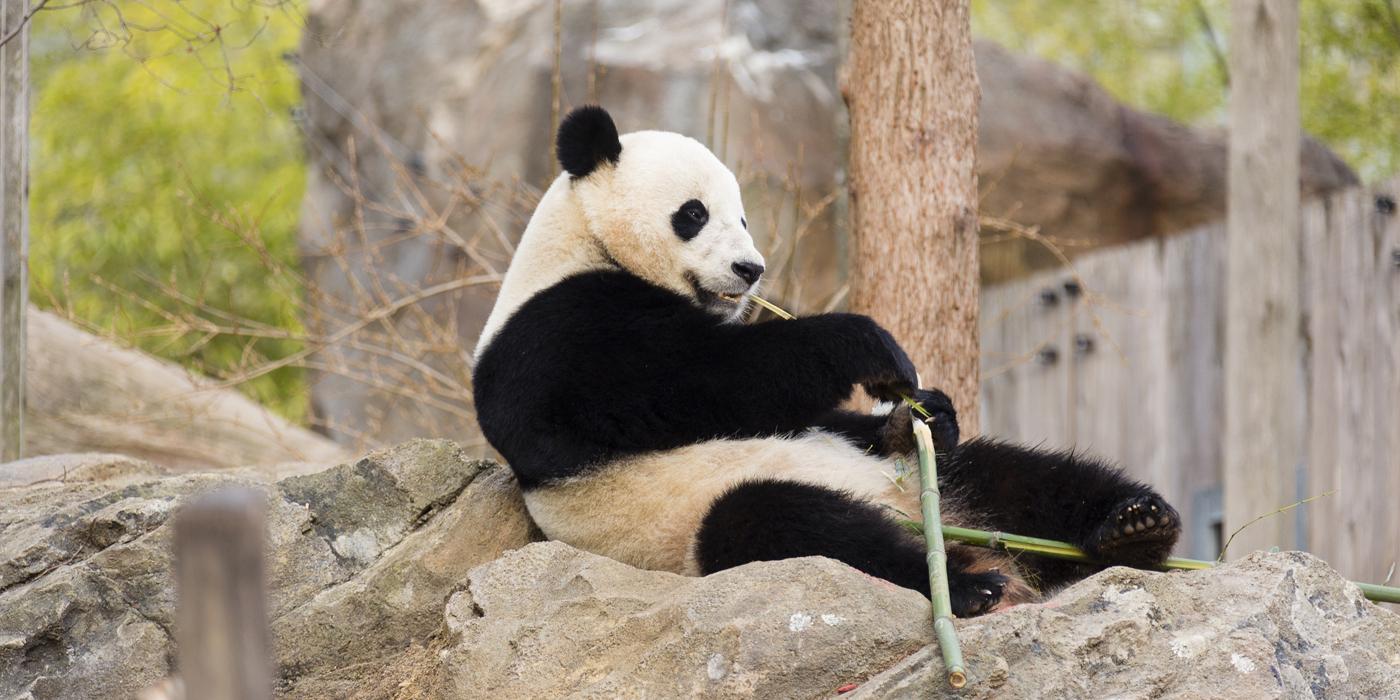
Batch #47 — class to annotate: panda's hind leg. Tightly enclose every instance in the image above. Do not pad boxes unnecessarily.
[942,438,1181,590]
[695,478,1025,617]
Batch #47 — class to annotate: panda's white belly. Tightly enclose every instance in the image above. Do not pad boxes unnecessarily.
[522,432,924,576]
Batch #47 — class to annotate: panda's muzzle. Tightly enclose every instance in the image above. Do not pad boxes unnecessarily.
[685,271,751,309]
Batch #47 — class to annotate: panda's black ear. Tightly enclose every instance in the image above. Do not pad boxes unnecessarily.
[556,105,622,179]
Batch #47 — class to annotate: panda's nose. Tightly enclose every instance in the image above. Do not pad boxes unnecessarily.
[731,261,765,286]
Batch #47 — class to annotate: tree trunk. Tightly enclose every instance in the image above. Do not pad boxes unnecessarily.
[844,0,981,434]
[1224,0,1301,558]
[0,0,30,462]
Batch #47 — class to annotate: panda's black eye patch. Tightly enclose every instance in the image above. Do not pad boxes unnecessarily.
[671,199,708,241]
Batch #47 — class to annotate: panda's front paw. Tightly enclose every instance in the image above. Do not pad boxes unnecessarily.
[905,388,959,453]
[875,388,959,456]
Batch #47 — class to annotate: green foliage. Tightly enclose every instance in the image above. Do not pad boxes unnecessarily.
[973,0,1400,182]
[30,1,308,420]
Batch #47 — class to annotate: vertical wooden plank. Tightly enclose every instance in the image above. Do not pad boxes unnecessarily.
[1161,224,1226,558]
[979,268,1070,446]
[175,489,274,700]
[1068,238,1170,501]
[1302,192,1338,560]
[1308,181,1400,588]
[0,0,30,462]
[1378,179,1400,587]
[1224,0,1302,557]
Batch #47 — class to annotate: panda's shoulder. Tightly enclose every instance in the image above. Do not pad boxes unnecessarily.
[524,269,694,320]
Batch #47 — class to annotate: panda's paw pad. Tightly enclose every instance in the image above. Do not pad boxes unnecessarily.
[948,569,1008,618]
[1091,495,1181,566]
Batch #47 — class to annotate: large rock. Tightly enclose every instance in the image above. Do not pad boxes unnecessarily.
[21,307,348,473]
[4,442,1398,698]
[435,546,1400,698]
[297,0,1357,445]
[851,551,1400,698]
[974,43,1357,280]
[0,440,536,700]
[437,542,933,698]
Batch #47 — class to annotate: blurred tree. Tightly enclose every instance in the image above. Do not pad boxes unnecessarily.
[846,0,982,432]
[29,1,307,420]
[973,0,1400,182]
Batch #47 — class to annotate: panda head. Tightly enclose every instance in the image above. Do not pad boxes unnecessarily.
[556,105,765,321]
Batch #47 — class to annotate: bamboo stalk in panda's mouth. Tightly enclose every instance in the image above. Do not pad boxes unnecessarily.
[744,293,795,320]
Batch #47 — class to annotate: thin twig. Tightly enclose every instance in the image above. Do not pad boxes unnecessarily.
[1217,490,1336,562]
[0,0,51,49]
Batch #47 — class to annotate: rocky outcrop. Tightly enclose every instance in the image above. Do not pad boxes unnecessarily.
[22,307,348,473]
[438,542,933,698]
[296,0,1357,445]
[434,545,1400,699]
[852,551,1400,698]
[0,441,536,699]
[4,443,1396,699]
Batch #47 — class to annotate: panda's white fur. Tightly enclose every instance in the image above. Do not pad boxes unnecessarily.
[525,433,921,576]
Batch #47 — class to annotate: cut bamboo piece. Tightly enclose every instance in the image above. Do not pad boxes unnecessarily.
[913,419,967,688]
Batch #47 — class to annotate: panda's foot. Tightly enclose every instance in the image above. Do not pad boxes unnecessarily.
[948,569,1009,617]
[1086,494,1181,568]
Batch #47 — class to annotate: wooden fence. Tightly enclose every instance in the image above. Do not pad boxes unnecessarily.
[979,179,1400,589]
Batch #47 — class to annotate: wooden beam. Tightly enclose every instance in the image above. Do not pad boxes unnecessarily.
[174,488,274,700]
[0,0,28,462]
[1224,0,1302,557]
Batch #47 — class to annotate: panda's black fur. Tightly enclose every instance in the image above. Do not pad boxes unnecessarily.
[473,106,1182,616]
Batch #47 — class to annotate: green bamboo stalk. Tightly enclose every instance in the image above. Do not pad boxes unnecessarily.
[937,525,1400,603]
[912,420,967,689]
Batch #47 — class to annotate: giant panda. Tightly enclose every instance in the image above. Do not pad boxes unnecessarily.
[473,105,1181,616]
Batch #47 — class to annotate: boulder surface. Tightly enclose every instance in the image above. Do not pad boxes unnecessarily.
[3,445,1397,699]
[852,551,1400,698]
[437,544,1400,699]
[0,441,535,700]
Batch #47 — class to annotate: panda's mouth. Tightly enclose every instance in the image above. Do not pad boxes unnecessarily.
[685,272,748,311]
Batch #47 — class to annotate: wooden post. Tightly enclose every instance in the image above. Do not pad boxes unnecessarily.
[1224,0,1301,557]
[174,488,274,700]
[0,0,30,462]
[844,0,982,433]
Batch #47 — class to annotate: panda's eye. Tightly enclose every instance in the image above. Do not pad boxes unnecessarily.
[671,199,708,241]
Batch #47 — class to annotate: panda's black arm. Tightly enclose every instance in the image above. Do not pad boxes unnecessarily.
[646,312,919,441]
[480,273,917,471]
